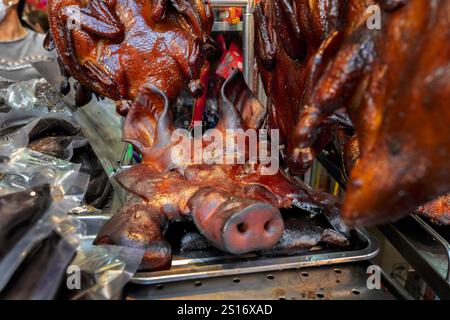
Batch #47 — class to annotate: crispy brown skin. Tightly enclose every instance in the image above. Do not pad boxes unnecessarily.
[290,0,450,226]
[256,0,450,227]
[47,0,214,142]
[417,195,450,226]
[342,0,450,226]
[255,0,348,173]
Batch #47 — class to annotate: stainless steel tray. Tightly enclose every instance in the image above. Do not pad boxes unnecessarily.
[380,215,450,299]
[124,262,396,300]
[77,215,379,285]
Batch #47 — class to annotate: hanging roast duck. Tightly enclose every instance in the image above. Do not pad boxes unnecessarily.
[254,0,351,174]
[45,0,214,118]
[284,0,450,226]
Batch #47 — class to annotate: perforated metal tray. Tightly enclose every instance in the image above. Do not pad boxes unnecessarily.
[77,215,379,285]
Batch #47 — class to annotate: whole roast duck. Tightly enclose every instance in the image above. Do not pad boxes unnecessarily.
[255,0,450,226]
[46,0,214,120]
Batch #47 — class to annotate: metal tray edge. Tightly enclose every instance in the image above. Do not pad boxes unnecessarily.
[75,215,379,285]
[131,228,379,285]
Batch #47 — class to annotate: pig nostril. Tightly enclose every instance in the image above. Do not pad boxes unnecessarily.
[237,222,248,233]
[264,220,275,233]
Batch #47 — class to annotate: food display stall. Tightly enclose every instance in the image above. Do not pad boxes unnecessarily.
[0,0,449,301]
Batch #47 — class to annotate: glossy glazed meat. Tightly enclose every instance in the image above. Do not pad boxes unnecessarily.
[254,0,348,173]
[417,195,450,226]
[46,0,214,119]
[260,213,349,257]
[94,71,343,270]
[177,212,350,255]
[294,0,450,226]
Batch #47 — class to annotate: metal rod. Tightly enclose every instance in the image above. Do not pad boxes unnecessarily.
[243,0,254,88]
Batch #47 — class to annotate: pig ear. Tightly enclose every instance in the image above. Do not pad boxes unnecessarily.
[219,69,267,130]
[122,84,175,153]
[151,85,175,148]
[215,69,246,133]
[122,94,157,153]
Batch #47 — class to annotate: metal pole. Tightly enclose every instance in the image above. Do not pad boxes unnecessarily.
[243,0,255,89]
